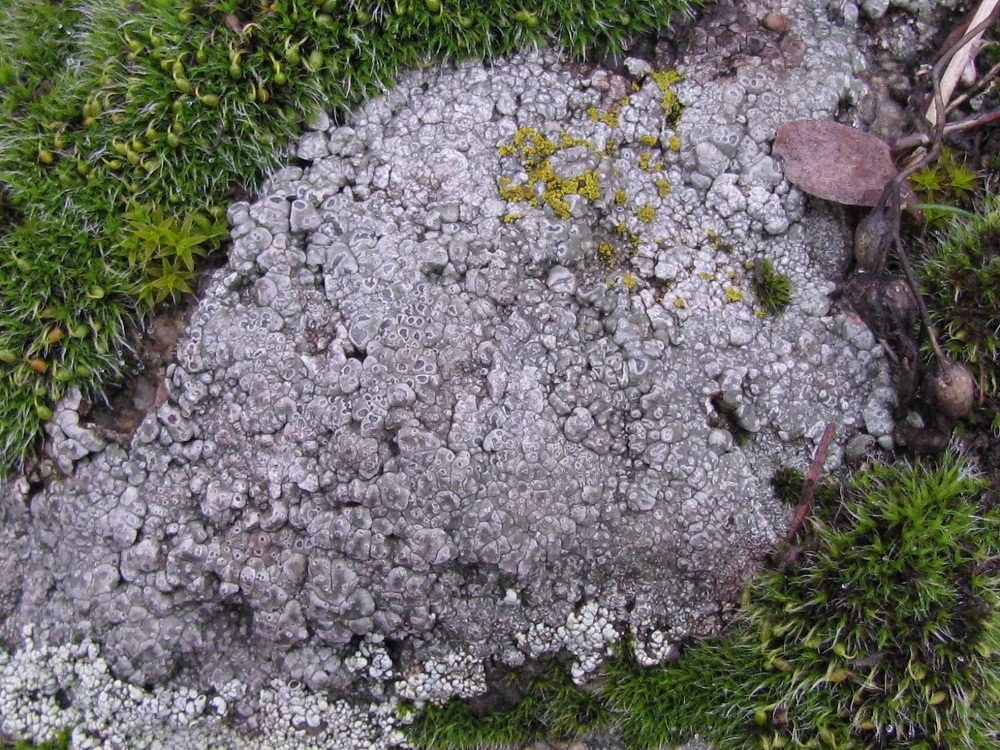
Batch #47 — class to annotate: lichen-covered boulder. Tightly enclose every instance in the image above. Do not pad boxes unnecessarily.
[0,3,894,743]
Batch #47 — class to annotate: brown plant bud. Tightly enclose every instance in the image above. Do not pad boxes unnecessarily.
[854,207,891,272]
[929,358,975,419]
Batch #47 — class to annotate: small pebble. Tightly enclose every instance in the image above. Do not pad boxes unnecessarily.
[762,11,791,33]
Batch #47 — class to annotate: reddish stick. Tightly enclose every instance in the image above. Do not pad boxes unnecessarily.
[784,422,838,544]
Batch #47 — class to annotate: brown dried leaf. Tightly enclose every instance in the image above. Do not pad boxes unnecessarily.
[773,120,917,206]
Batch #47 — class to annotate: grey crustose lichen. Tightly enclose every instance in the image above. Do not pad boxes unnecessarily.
[0,3,895,743]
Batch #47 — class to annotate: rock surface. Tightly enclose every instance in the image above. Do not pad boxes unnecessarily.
[0,0,908,746]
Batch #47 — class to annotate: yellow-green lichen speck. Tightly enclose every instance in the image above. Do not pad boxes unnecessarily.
[588,106,620,128]
[579,171,600,201]
[598,242,616,267]
[498,177,537,205]
[668,134,681,152]
[502,212,523,223]
[560,131,590,149]
[725,286,743,303]
[639,153,662,173]
[656,179,671,197]
[650,70,685,126]
[622,273,637,289]
[496,128,603,220]
[636,204,656,223]
[615,188,627,206]
[640,134,658,147]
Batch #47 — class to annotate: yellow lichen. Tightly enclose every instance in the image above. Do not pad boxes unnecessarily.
[638,153,662,172]
[615,188,627,206]
[640,134,658,147]
[587,106,620,128]
[622,273,637,289]
[673,297,686,309]
[502,212,523,223]
[650,69,685,126]
[668,134,681,152]
[542,191,571,219]
[725,286,743,303]
[498,177,536,204]
[656,178,671,198]
[496,128,605,219]
[579,171,601,201]
[512,126,535,148]
[698,272,715,282]
[636,204,656,223]
[598,241,616,267]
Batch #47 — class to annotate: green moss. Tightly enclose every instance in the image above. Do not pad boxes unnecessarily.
[911,147,979,227]
[406,663,610,749]
[918,192,1000,394]
[118,202,229,309]
[771,467,805,504]
[3,728,72,750]
[0,219,133,467]
[740,454,1000,750]
[603,637,761,749]
[750,258,792,315]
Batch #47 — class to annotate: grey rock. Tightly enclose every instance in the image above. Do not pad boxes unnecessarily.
[863,386,897,437]
[328,127,364,158]
[3,12,896,743]
[289,199,322,234]
[296,131,329,161]
[694,141,730,179]
[844,433,876,463]
[549,146,599,180]
[861,0,890,19]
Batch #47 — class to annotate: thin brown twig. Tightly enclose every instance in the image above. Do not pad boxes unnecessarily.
[946,58,1000,113]
[896,228,946,360]
[783,422,838,546]
[891,108,1000,152]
